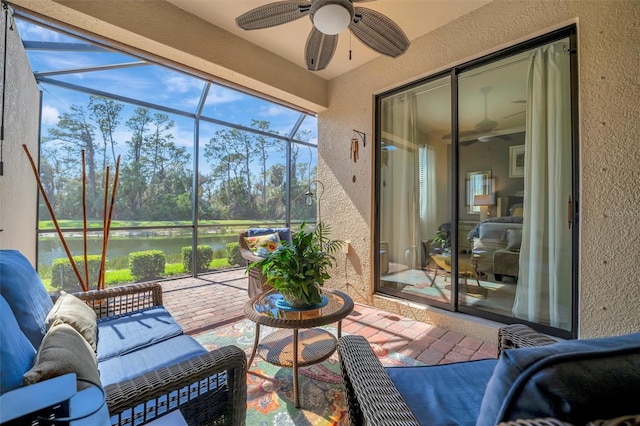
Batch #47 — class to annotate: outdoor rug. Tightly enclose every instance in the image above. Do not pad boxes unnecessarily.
[196,318,423,426]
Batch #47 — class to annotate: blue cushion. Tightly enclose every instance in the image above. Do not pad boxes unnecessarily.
[98,335,207,386]
[0,250,53,348]
[248,227,292,244]
[0,295,37,393]
[477,332,640,426]
[387,359,498,426]
[97,307,183,361]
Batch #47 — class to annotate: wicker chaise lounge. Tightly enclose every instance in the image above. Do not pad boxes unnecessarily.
[238,227,292,298]
[338,324,640,426]
[238,231,270,298]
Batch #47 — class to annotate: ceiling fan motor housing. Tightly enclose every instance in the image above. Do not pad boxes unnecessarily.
[310,0,355,35]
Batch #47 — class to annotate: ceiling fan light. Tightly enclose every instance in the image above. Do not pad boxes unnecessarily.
[313,4,351,35]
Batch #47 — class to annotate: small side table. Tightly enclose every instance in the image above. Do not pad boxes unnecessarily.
[244,288,354,407]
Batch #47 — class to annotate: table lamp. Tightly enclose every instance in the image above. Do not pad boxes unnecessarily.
[474,193,495,222]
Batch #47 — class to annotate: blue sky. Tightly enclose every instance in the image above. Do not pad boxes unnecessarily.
[16,18,317,175]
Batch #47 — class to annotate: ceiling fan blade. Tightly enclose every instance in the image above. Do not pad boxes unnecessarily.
[236,1,310,30]
[305,27,337,71]
[503,110,525,119]
[442,129,478,140]
[349,7,410,57]
[475,117,498,133]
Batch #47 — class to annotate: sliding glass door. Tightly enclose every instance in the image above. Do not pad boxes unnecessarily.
[457,36,574,332]
[375,27,578,337]
[377,76,452,307]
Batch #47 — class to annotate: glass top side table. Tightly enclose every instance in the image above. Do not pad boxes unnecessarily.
[243,288,354,407]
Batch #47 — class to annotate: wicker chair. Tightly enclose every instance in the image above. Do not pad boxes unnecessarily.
[338,324,640,426]
[238,231,272,298]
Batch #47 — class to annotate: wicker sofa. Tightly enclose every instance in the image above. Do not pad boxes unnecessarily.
[338,324,640,426]
[0,249,247,425]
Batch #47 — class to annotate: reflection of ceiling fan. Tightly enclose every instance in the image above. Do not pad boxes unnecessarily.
[473,86,498,133]
[236,0,410,71]
[443,86,514,144]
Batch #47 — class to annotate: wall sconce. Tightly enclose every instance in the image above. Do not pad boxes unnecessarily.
[474,193,496,222]
[305,179,324,223]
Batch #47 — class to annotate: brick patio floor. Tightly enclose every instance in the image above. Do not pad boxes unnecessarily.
[159,268,498,364]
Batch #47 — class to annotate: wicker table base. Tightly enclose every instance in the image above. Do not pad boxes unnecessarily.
[257,328,337,367]
[244,289,354,408]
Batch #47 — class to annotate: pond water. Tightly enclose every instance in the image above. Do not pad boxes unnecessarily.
[37,228,239,271]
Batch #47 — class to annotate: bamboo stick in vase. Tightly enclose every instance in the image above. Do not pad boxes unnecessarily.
[99,166,110,291]
[22,144,87,291]
[82,150,89,289]
[102,155,121,290]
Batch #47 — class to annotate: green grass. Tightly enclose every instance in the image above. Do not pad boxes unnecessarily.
[104,269,133,285]
[210,258,231,269]
[38,219,284,230]
[42,259,234,292]
[165,263,185,275]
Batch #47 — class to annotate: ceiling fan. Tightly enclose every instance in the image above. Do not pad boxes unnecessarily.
[236,0,411,71]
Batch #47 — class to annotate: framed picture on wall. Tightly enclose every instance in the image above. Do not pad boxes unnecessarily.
[509,145,525,178]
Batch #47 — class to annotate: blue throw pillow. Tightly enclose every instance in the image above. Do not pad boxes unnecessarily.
[476,332,640,426]
[248,227,292,244]
[0,250,54,348]
[0,295,37,393]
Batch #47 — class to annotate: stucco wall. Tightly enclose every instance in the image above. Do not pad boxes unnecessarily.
[321,0,640,339]
[6,0,639,339]
[0,18,40,263]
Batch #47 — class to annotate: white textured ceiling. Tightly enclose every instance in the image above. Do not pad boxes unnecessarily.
[166,0,493,80]
[165,0,528,138]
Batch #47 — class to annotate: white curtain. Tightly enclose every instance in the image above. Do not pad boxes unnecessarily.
[419,145,438,246]
[380,92,421,268]
[513,42,572,330]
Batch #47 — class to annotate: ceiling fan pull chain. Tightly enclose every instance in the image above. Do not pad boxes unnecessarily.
[349,31,352,60]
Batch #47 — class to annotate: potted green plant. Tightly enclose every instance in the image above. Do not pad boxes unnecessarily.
[250,223,344,307]
[432,225,451,250]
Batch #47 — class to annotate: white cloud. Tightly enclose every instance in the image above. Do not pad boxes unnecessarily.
[182,96,201,109]
[164,75,199,94]
[173,124,195,148]
[259,105,291,117]
[205,87,243,105]
[16,21,62,42]
[41,105,60,125]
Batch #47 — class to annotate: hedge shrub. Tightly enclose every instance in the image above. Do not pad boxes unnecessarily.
[129,250,166,281]
[182,245,213,273]
[226,242,243,266]
[50,255,101,292]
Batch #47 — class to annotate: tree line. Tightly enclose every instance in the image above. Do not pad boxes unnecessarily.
[39,95,317,224]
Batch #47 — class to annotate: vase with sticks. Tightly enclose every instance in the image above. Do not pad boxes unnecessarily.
[23,145,120,292]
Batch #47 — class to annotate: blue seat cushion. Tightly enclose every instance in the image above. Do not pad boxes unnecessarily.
[97,307,183,361]
[386,359,498,426]
[0,296,37,393]
[248,227,292,244]
[0,250,53,348]
[98,335,207,387]
[477,332,640,426]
